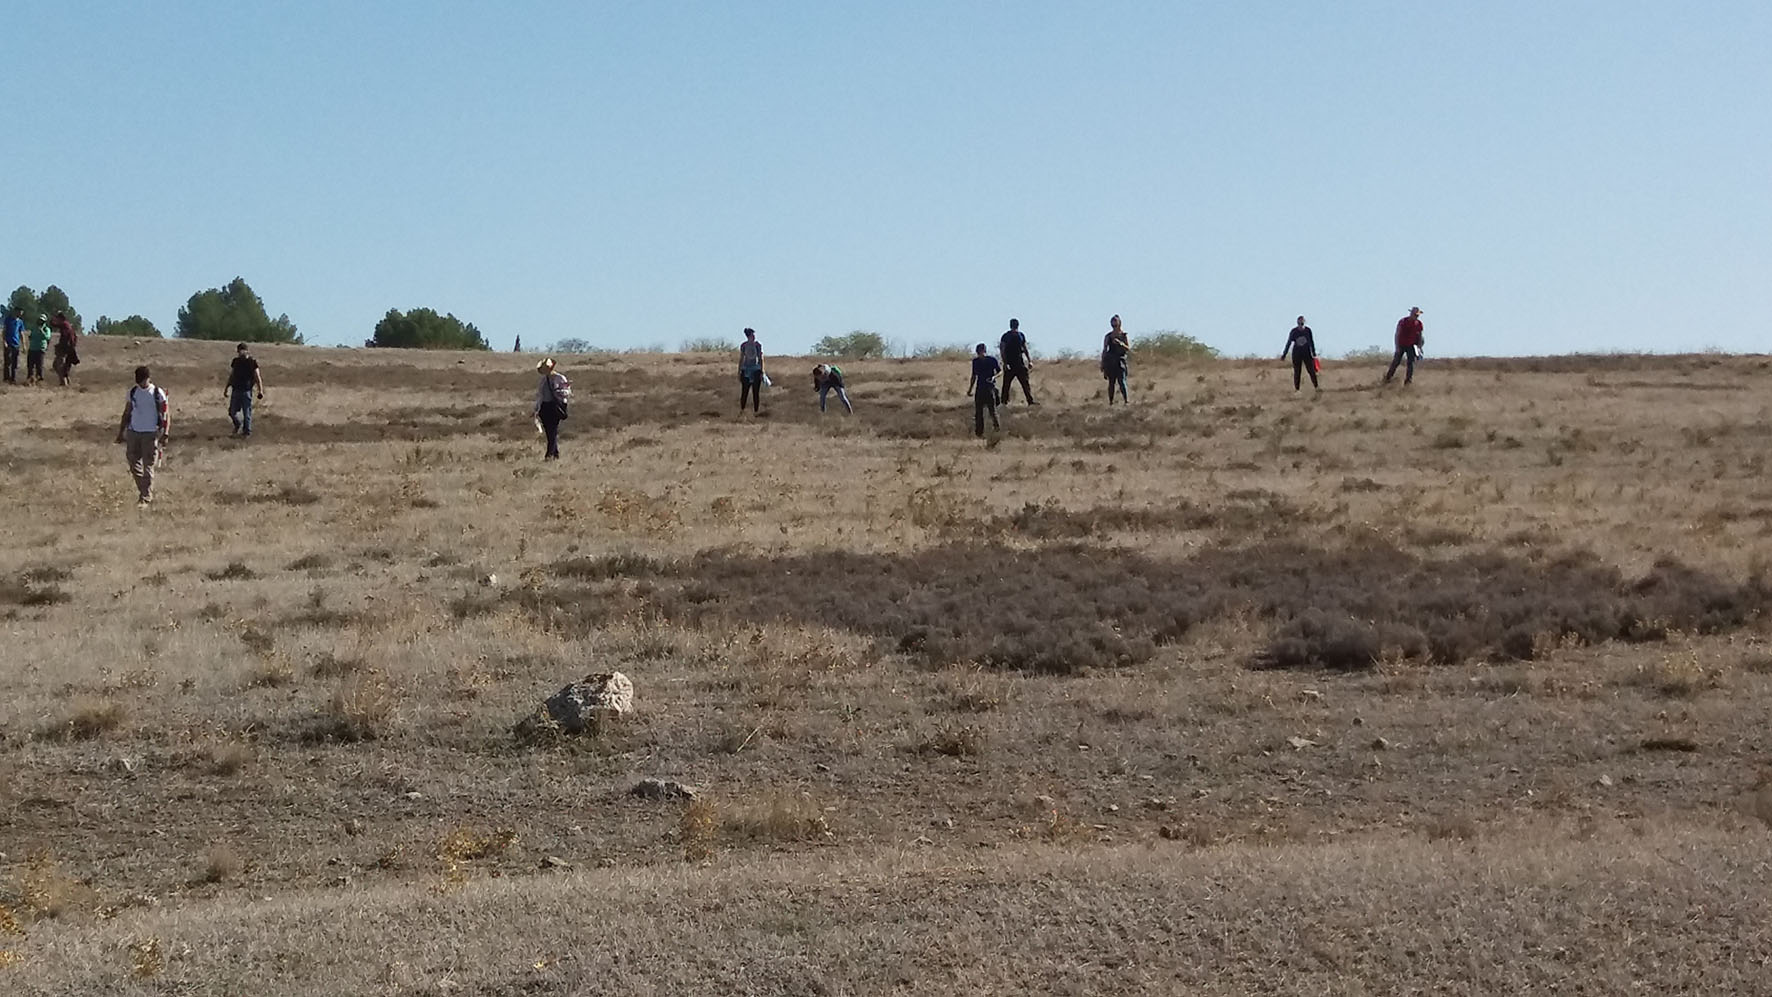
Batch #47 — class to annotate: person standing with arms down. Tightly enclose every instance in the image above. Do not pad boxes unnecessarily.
[533,357,571,460]
[811,363,853,414]
[1384,307,1424,385]
[115,366,170,507]
[225,343,265,436]
[50,312,78,387]
[1101,315,1131,404]
[26,314,51,385]
[997,319,1036,405]
[967,343,1002,437]
[1,307,22,384]
[738,328,766,415]
[1282,316,1319,392]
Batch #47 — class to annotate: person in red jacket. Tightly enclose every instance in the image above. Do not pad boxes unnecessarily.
[1384,307,1424,385]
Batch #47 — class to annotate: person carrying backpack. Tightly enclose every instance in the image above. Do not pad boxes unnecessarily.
[50,312,79,386]
[1281,316,1320,392]
[966,343,1002,437]
[737,328,766,414]
[115,366,170,506]
[811,363,853,414]
[533,357,572,460]
[998,318,1036,405]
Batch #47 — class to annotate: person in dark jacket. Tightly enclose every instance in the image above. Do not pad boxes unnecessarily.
[1384,307,1424,385]
[1101,315,1130,404]
[966,344,1001,437]
[533,357,572,460]
[997,319,1036,405]
[1281,316,1319,391]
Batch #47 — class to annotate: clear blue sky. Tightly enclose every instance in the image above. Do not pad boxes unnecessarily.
[9,1,1769,356]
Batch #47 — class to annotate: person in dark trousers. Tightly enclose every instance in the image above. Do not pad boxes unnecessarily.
[533,357,571,460]
[738,328,766,414]
[966,343,1001,437]
[50,312,78,386]
[997,318,1036,405]
[811,363,853,414]
[1384,307,1424,385]
[115,365,170,506]
[1,307,22,384]
[1101,315,1130,404]
[225,343,265,436]
[26,314,50,384]
[1282,316,1319,391]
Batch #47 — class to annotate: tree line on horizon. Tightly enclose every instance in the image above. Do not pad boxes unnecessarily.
[6,277,490,351]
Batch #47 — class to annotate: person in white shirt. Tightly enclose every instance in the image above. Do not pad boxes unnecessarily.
[114,366,170,505]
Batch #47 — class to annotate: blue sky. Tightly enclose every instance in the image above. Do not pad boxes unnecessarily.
[8,1,1768,355]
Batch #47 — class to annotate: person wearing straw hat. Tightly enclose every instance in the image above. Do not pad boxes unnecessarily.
[533,357,572,460]
[1384,307,1424,385]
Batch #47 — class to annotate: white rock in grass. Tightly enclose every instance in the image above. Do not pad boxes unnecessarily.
[514,672,635,739]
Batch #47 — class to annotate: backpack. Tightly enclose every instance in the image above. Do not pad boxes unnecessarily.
[547,376,568,420]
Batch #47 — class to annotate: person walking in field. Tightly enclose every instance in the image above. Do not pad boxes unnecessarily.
[811,363,853,414]
[533,357,571,460]
[50,312,78,386]
[1101,315,1130,404]
[1282,316,1320,392]
[115,365,170,507]
[26,314,51,384]
[998,318,1037,405]
[225,343,265,436]
[967,343,1002,437]
[1384,307,1424,385]
[738,327,766,414]
[1,307,22,384]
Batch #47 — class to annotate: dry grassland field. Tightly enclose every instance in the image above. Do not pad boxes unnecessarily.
[3,339,1772,995]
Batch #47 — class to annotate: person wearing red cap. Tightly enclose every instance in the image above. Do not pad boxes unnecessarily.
[1384,307,1424,385]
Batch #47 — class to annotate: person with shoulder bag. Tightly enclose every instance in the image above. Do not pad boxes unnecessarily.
[534,357,572,460]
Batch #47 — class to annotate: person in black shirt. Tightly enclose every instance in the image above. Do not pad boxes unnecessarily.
[225,343,265,436]
[966,344,1002,437]
[997,318,1036,405]
[1281,316,1319,391]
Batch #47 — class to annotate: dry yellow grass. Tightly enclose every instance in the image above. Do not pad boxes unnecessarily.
[2,339,1771,992]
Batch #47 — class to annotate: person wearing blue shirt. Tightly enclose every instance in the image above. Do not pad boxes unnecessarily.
[1,308,23,384]
[966,343,1002,437]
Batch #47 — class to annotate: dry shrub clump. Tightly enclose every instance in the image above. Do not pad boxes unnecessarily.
[200,845,245,883]
[510,538,1770,673]
[42,700,126,741]
[722,791,834,843]
[308,672,397,742]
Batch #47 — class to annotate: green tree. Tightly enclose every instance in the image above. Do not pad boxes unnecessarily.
[1139,331,1219,361]
[94,315,163,338]
[38,286,83,332]
[367,307,489,350]
[811,330,891,359]
[549,337,593,354]
[175,277,302,344]
[7,286,40,321]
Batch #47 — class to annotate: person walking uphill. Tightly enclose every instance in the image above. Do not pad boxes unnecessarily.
[1101,315,1131,404]
[967,344,1001,437]
[738,328,766,414]
[812,364,853,414]
[50,312,79,387]
[998,319,1036,405]
[1,308,22,384]
[115,366,170,506]
[225,343,265,436]
[1384,307,1424,385]
[533,358,572,460]
[1282,316,1319,391]
[26,314,51,384]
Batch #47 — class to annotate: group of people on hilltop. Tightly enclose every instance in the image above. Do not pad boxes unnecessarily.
[1,306,80,386]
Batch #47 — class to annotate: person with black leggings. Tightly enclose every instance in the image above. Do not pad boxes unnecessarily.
[1281,316,1319,391]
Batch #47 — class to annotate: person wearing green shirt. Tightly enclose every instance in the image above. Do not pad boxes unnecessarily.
[26,314,52,385]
